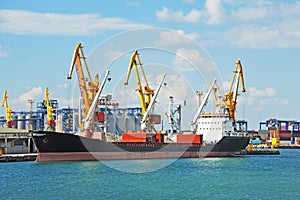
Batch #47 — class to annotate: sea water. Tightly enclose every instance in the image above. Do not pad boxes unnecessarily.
[1,149,299,200]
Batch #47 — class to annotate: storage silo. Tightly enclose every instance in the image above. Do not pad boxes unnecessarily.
[73,112,79,133]
[135,113,142,131]
[17,114,25,129]
[125,111,136,131]
[56,113,62,132]
[106,111,115,134]
[116,111,125,134]
[12,115,17,129]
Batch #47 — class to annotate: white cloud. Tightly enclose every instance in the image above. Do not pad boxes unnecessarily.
[112,73,193,110]
[0,44,9,58]
[280,20,300,38]
[218,1,300,48]
[156,1,223,24]
[234,86,287,116]
[222,85,282,107]
[56,96,78,108]
[222,81,231,92]
[0,50,8,58]
[156,7,203,23]
[280,1,300,16]
[0,9,144,35]
[222,22,300,48]
[182,0,195,3]
[235,2,300,48]
[125,1,140,7]
[238,96,255,105]
[155,29,198,46]
[199,1,300,48]
[231,7,271,21]
[185,9,203,23]
[265,88,277,96]
[57,83,68,89]
[205,0,224,25]
[248,87,277,97]
[259,98,288,106]
[155,0,224,25]
[105,51,125,62]
[223,0,273,8]
[10,87,43,111]
[173,48,215,72]
[13,87,43,103]
[223,25,281,49]
[163,74,194,99]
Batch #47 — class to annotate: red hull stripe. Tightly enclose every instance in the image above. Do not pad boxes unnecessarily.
[36,151,235,162]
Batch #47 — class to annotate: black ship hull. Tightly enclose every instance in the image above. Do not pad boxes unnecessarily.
[31,130,249,162]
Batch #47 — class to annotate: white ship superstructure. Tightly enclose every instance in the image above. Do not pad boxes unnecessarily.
[196,112,235,143]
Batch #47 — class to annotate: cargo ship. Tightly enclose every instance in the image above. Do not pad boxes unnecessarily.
[31,130,249,162]
[31,45,249,162]
[31,73,249,162]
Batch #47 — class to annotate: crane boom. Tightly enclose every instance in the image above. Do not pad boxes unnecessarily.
[67,43,100,126]
[84,70,110,130]
[2,91,14,127]
[141,73,166,130]
[44,87,55,131]
[67,43,90,117]
[67,43,92,81]
[124,50,154,115]
[225,59,246,124]
[67,43,81,80]
[141,73,166,131]
[191,79,217,126]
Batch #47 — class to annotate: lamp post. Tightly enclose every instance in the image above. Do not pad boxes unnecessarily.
[28,99,35,130]
[196,91,203,107]
[290,121,296,145]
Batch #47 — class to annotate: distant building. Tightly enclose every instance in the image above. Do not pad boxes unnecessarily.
[259,119,300,145]
[0,128,36,154]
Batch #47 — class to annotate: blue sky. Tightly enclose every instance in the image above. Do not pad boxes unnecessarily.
[0,0,300,129]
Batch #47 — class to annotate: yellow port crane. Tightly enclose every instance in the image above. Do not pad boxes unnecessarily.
[2,91,15,128]
[224,59,246,125]
[124,50,154,115]
[67,43,100,127]
[44,87,56,131]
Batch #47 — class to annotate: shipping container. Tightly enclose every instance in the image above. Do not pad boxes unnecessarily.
[122,133,147,142]
[177,134,202,144]
[95,112,105,122]
[150,114,161,124]
[155,132,165,143]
